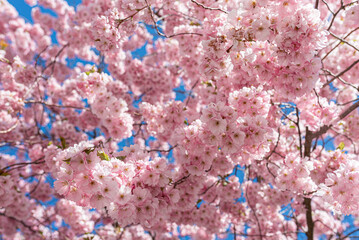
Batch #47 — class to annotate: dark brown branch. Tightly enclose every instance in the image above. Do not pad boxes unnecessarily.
[233,225,237,240]
[117,224,135,239]
[341,228,359,239]
[296,108,303,157]
[146,144,178,153]
[339,100,359,120]
[327,1,359,30]
[280,106,303,156]
[173,174,191,188]
[338,98,359,106]
[133,121,146,137]
[322,69,358,90]
[301,84,359,240]
[304,125,332,157]
[148,231,156,240]
[0,158,45,173]
[304,198,314,240]
[321,0,334,14]
[200,180,218,195]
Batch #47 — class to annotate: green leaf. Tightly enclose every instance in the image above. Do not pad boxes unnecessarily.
[202,81,213,87]
[83,236,95,240]
[337,142,345,150]
[63,158,71,164]
[189,21,201,26]
[83,148,95,155]
[116,156,126,161]
[0,170,9,176]
[289,125,296,129]
[85,67,96,75]
[60,136,67,149]
[97,151,110,161]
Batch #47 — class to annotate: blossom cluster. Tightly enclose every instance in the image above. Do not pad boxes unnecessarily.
[75,71,133,140]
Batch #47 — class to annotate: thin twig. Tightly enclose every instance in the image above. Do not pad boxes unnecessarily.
[25,100,87,110]
[296,107,303,158]
[200,180,219,195]
[322,27,359,60]
[338,98,359,106]
[190,0,228,14]
[185,80,199,106]
[145,0,202,38]
[246,185,263,240]
[34,46,49,68]
[329,32,359,53]
[323,59,359,87]
[146,144,178,153]
[0,213,36,234]
[0,120,19,134]
[29,175,44,195]
[173,174,191,188]
[42,43,69,75]
[0,158,45,173]
[116,6,147,28]
[322,69,358,90]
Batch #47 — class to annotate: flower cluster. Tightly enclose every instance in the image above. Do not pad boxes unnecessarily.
[76,71,133,140]
[56,199,95,235]
[317,157,359,215]
[275,154,317,194]
[140,100,186,142]
[91,8,123,52]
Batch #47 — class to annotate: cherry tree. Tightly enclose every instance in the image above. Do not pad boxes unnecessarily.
[1,0,359,239]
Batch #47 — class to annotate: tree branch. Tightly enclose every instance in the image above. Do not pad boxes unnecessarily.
[323,59,359,87]
[304,198,314,240]
[145,0,202,38]
[190,0,228,14]
[25,100,87,110]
